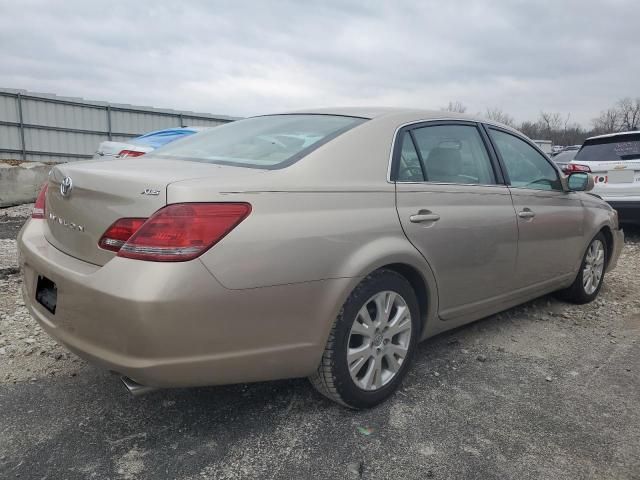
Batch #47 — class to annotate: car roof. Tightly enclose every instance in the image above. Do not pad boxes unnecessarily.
[280,106,512,127]
[585,130,640,141]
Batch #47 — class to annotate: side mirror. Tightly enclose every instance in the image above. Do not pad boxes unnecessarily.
[566,172,594,192]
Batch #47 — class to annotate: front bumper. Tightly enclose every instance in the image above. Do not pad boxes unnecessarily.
[606,200,640,225]
[18,220,351,388]
[608,227,624,272]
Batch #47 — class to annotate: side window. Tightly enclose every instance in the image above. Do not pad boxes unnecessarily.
[397,132,424,182]
[489,129,562,191]
[409,125,496,185]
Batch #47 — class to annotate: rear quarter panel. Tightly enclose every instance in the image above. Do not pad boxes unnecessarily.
[186,190,428,288]
[188,188,440,342]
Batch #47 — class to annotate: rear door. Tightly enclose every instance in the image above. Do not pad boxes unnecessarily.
[394,121,518,320]
[486,126,585,288]
[573,133,640,198]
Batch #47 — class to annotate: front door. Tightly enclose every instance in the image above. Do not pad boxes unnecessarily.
[487,127,585,288]
[393,122,518,320]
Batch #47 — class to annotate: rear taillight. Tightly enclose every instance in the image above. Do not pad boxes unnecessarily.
[118,150,146,158]
[563,163,591,173]
[99,218,147,252]
[32,183,48,219]
[100,203,251,262]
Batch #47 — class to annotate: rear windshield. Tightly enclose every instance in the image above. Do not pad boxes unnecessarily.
[152,114,366,168]
[575,133,640,162]
[552,150,577,163]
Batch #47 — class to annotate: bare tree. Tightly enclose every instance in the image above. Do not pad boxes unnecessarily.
[539,112,563,134]
[519,121,541,140]
[518,112,588,146]
[592,108,620,134]
[617,97,640,131]
[435,96,639,146]
[441,101,467,113]
[559,113,574,145]
[484,107,515,127]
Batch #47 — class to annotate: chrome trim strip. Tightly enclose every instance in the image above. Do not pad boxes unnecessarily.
[395,182,510,188]
[119,245,202,256]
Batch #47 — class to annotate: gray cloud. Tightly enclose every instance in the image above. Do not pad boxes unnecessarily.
[1,0,638,126]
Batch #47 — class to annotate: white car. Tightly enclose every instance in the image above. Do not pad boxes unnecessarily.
[93,127,209,160]
[569,131,640,224]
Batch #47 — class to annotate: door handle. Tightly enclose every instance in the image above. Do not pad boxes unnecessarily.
[518,209,535,219]
[410,211,441,223]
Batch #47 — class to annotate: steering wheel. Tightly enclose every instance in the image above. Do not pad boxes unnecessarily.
[523,178,552,188]
[257,135,289,150]
[399,165,423,181]
[457,174,479,183]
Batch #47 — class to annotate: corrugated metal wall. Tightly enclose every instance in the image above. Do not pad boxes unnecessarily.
[0,88,237,163]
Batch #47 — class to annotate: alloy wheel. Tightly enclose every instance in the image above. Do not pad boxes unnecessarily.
[347,291,412,391]
[583,239,605,295]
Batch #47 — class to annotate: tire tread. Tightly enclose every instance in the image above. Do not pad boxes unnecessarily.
[309,270,414,408]
[555,232,607,304]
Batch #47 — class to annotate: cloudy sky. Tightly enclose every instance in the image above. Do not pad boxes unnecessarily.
[1,0,638,126]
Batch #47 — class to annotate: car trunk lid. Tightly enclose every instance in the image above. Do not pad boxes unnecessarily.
[44,157,265,266]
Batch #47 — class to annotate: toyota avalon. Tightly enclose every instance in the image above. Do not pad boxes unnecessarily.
[18,108,623,408]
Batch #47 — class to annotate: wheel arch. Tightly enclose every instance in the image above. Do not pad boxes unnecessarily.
[599,225,614,269]
[316,236,441,352]
[379,262,434,339]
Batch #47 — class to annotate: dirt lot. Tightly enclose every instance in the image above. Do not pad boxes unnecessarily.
[1,204,639,479]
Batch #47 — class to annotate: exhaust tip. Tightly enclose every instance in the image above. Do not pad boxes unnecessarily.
[121,376,157,396]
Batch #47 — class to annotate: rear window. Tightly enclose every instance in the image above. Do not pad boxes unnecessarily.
[575,133,640,162]
[552,150,577,163]
[152,114,366,168]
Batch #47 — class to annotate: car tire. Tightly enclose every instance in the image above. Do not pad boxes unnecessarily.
[309,269,420,409]
[555,232,608,305]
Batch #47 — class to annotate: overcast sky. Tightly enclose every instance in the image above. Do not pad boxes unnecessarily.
[1,0,638,126]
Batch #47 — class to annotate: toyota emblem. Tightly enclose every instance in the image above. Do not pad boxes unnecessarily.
[60,176,73,197]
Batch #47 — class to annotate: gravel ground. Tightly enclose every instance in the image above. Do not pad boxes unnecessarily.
[1,204,639,479]
[0,205,84,384]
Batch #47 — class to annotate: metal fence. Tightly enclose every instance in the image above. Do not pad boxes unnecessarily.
[0,88,237,163]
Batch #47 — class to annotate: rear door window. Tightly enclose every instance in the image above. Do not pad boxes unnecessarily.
[403,124,496,184]
[575,134,640,162]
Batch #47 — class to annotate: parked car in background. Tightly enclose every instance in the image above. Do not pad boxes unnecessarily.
[533,139,553,155]
[569,131,640,224]
[552,144,582,170]
[19,108,623,408]
[562,145,582,153]
[93,127,209,159]
[552,148,579,172]
[551,145,565,155]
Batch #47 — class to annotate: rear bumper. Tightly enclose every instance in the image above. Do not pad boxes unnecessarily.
[18,219,351,388]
